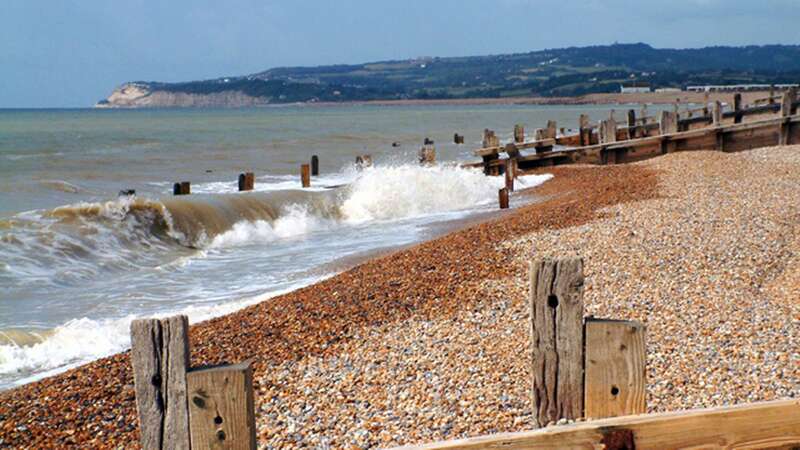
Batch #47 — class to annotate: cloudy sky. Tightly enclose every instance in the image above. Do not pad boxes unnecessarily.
[2,0,799,107]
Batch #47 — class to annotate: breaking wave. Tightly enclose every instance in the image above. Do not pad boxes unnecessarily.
[0,163,552,385]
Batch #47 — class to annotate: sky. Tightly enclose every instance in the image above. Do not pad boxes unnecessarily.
[2,0,800,108]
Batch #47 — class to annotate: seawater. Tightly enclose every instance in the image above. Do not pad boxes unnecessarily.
[0,104,629,389]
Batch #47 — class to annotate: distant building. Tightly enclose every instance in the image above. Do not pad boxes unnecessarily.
[620,82,651,94]
[655,88,681,93]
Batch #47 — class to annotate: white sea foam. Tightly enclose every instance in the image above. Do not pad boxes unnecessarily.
[340,164,552,222]
[0,278,326,388]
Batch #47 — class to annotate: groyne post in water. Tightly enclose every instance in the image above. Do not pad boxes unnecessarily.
[419,140,436,165]
[173,182,191,196]
[454,133,465,144]
[301,164,311,188]
[238,172,254,191]
[529,257,646,428]
[498,187,509,209]
[130,315,257,450]
[311,155,319,176]
[355,154,372,171]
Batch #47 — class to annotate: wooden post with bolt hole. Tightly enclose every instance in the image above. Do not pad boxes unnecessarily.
[187,361,257,450]
[130,316,191,450]
[130,315,256,450]
[528,257,646,429]
[301,164,310,188]
[529,258,585,427]
[584,318,646,420]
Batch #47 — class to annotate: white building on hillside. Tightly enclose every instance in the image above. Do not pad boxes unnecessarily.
[620,82,651,93]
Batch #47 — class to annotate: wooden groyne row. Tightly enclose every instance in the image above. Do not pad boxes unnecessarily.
[468,89,800,174]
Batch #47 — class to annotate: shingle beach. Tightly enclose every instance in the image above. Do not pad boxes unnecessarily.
[1,147,798,449]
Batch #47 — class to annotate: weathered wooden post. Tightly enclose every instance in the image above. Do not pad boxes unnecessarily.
[584,319,646,419]
[301,164,310,188]
[238,172,254,191]
[659,111,678,135]
[659,111,678,154]
[130,316,191,450]
[780,88,797,145]
[626,109,636,139]
[712,101,723,126]
[514,124,525,143]
[482,129,499,148]
[599,119,617,144]
[579,114,590,146]
[703,91,710,117]
[310,155,319,176]
[187,361,257,449]
[173,182,190,196]
[454,133,465,144]
[769,85,776,104]
[419,141,436,165]
[504,158,515,192]
[545,120,557,139]
[130,316,257,450]
[355,154,372,171]
[530,258,584,428]
[498,188,509,209]
[733,93,743,124]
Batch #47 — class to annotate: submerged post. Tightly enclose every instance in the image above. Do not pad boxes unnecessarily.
[130,316,191,450]
[311,155,319,176]
[301,164,310,188]
[355,154,372,171]
[529,258,584,428]
[238,172,254,191]
[454,133,465,144]
[498,187,509,209]
[419,141,436,165]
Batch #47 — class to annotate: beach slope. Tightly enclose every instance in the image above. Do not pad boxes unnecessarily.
[1,147,798,448]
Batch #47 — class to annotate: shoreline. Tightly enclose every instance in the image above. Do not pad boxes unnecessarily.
[1,148,797,447]
[0,162,660,447]
[92,90,772,109]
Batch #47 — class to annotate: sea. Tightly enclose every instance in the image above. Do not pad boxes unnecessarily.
[0,103,637,389]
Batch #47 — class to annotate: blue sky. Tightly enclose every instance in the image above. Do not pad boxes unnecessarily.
[2,0,800,107]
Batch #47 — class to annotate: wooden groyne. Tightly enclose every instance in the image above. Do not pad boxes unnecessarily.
[468,89,800,174]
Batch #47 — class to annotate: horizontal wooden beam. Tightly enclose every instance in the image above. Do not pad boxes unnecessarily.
[393,399,800,450]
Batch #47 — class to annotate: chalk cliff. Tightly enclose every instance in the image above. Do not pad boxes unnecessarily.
[96,83,269,108]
